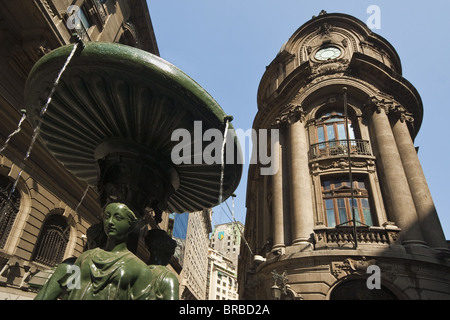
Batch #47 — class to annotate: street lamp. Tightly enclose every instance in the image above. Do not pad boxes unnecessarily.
[271,269,288,300]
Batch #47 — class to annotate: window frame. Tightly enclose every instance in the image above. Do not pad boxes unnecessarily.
[321,176,375,227]
[32,212,69,267]
[316,110,356,144]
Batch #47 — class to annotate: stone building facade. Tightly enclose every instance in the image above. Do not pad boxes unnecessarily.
[210,221,243,267]
[0,0,159,299]
[238,11,450,300]
[206,247,239,300]
[177,209,212,300]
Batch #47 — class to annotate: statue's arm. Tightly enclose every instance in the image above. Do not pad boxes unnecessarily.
[161,272,179,300]
[34,261,72,300]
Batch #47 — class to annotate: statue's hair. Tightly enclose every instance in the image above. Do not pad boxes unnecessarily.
[145,229,177,256]
[85,222,107,250]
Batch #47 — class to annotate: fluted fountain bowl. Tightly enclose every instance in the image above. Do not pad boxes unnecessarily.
[24,42,242,216]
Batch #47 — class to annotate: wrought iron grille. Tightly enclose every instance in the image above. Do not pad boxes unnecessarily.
[0,176,21,249]
[309,139,372,160]
[32,214,69,267]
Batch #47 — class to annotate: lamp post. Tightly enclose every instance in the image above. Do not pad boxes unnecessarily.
[271,269,288,300]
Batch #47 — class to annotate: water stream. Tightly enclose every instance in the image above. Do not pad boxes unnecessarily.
[218,119,230,204]
[64,184,90,234]
[0,112,27,153]
[1,43,79,218]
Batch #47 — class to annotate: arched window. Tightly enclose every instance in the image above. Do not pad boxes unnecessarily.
[310,109,372,159]
[316,110,355,153]
[317,110,355,142]
[0,175,21,249]
[32,213,69,267]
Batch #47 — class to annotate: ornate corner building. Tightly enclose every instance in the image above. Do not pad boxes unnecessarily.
[238,11,450,300]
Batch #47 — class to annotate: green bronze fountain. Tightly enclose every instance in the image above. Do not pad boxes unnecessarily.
[25,41,242,300]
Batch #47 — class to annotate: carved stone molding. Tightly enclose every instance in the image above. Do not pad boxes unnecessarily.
[311,158,376,176]
[317,23,333,37]
[308,58,350,82]
[270,104,306,129]
[331,257,377,279]
[363,96,414,123]
[286,104,307,124]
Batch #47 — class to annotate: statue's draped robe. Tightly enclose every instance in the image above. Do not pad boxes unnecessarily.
[67,248,154,300]
[148,265,179,300]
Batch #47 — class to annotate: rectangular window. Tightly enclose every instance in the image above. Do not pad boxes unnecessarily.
[322,176,375,227]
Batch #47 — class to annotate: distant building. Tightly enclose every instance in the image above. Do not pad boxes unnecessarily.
[206,247,238,300]
[169,209,212,300]
[210,221,244,267]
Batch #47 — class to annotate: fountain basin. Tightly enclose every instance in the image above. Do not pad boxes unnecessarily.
[24,42,242,216]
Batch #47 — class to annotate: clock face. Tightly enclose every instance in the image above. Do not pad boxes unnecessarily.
[315,46,341,61]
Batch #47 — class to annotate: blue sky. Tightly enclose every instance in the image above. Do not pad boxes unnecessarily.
[147,1,450,238]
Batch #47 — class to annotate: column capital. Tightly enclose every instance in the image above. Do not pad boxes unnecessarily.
[271,104,306,129]
[270,116,289,130]
[286,104,307,124]
[364,96,415,124]
[363,96,398,115]
[391,106,415,123]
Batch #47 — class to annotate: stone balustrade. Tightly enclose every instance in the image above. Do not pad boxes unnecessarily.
[313,225,401,249]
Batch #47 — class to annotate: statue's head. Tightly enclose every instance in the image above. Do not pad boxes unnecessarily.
[85,222,108,250]
[145,229,177,266]
[103,202,138,241]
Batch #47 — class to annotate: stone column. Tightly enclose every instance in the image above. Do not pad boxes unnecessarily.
[366,98,426,246]
[391,109,448,250]
[271,122,285,252]
[287,107,314,248]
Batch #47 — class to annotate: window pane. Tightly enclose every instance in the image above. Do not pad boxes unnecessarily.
[325,199,336,227]
[348,124,355,139]
[79,8,91,29]
[337,198,347,224]
[361,198,373,226]
[337,123,346,140]
[317,126,325,143]
[363,208,373,226]
[327,209,336,227]
[323,180,331,190]
[325,117,342,123]
[350,199,361,226]
[327,125,335,141]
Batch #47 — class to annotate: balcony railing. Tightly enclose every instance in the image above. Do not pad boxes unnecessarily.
[313,225,401,250]
[309,139,372,160]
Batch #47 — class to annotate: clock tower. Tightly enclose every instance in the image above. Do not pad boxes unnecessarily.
[238,11,450,300]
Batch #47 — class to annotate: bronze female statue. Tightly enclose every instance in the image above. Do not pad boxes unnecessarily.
[36,202,155,300]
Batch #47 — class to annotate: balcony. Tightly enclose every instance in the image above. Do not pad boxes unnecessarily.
[309,139,372,160]
[313,225,401,250]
